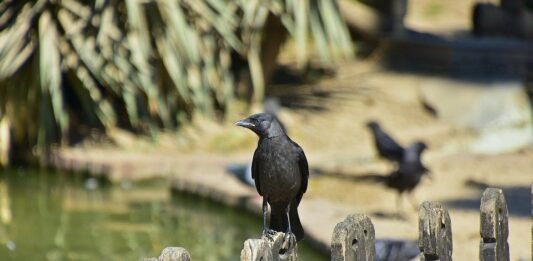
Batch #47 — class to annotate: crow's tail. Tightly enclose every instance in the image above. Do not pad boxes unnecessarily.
[269,201,305,242]
[269,202,286,234]
[289,202,304,241]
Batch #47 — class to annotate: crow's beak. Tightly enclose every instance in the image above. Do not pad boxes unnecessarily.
[235,119,255,128]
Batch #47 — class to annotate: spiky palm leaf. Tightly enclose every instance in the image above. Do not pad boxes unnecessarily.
[0,0,353,160]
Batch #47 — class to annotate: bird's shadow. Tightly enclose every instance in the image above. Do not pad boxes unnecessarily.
[313,169,388,182]
[318,170,419,221]
[371,211,410,221]
[442,179,531,217]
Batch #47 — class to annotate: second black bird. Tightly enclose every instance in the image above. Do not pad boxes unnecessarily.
[366,121,404,163]
[356,141,430,210]
[236,113,308,242]
[383,141,429,196]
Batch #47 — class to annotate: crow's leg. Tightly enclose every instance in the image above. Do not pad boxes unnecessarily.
[285,204,292,234]
[282,204,296,251]
[262,196,268,231]
[262,197,276,238]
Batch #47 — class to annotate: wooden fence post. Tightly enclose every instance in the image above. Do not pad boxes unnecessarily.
[479,188,510,261]
[144,247,192,261]
[240,232,297,261]
[418,201,452,261]
[331,214,375,261]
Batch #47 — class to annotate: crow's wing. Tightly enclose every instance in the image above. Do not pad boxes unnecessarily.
[375,129,404,161]
[291,141,309,204]
[251,149,262,195]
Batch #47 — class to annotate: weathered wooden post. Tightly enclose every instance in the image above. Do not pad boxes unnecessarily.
[418,201,452,261]
[331,214,375,261]
[240,232,297,261]
[479,188,510,261]
[144,247,192,261]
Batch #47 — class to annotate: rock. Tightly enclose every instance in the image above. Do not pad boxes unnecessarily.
[159,247,191,261]
[142,247,192,261]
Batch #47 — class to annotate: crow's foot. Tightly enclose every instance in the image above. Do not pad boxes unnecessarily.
[281,232,296,253]
[262,228,277,240]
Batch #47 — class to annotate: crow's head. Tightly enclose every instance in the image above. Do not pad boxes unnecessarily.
[366,120,380,130]
[235,113,285,138]
[412,141,428,153]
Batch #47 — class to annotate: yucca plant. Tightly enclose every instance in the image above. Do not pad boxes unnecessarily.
[0,0,353,163]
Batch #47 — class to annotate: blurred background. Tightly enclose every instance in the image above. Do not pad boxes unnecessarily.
[0,0,531,260]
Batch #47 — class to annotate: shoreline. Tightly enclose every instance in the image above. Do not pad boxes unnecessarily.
[47,147,353,256]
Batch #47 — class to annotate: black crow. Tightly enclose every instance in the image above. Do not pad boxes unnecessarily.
[236,113,308,242]
[357,141,429,210]
[385,142,429,195]
[366,121,405,163]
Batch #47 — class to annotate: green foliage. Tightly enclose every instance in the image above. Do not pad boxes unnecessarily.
[0,0,353,157]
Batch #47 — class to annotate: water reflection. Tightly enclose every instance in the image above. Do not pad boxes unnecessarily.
[0,169,324,260]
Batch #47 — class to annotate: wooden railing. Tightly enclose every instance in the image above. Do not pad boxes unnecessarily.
[145,187,529,261]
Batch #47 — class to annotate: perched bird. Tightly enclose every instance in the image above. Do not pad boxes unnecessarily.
[236,113,309,242]
[226,97,286,188]
[356,141,429,211]
[366,121,404,163]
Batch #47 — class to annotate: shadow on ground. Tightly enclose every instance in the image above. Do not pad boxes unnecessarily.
[371,211,410,221]
[443,181,531,217]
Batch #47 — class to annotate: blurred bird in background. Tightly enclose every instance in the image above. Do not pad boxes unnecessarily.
[361,121,431,213]
[366,121,405,164]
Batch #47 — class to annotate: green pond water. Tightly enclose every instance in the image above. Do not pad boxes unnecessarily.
[0,169,325,260]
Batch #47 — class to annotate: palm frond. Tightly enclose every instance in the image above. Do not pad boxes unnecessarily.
[0,0,353,162]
